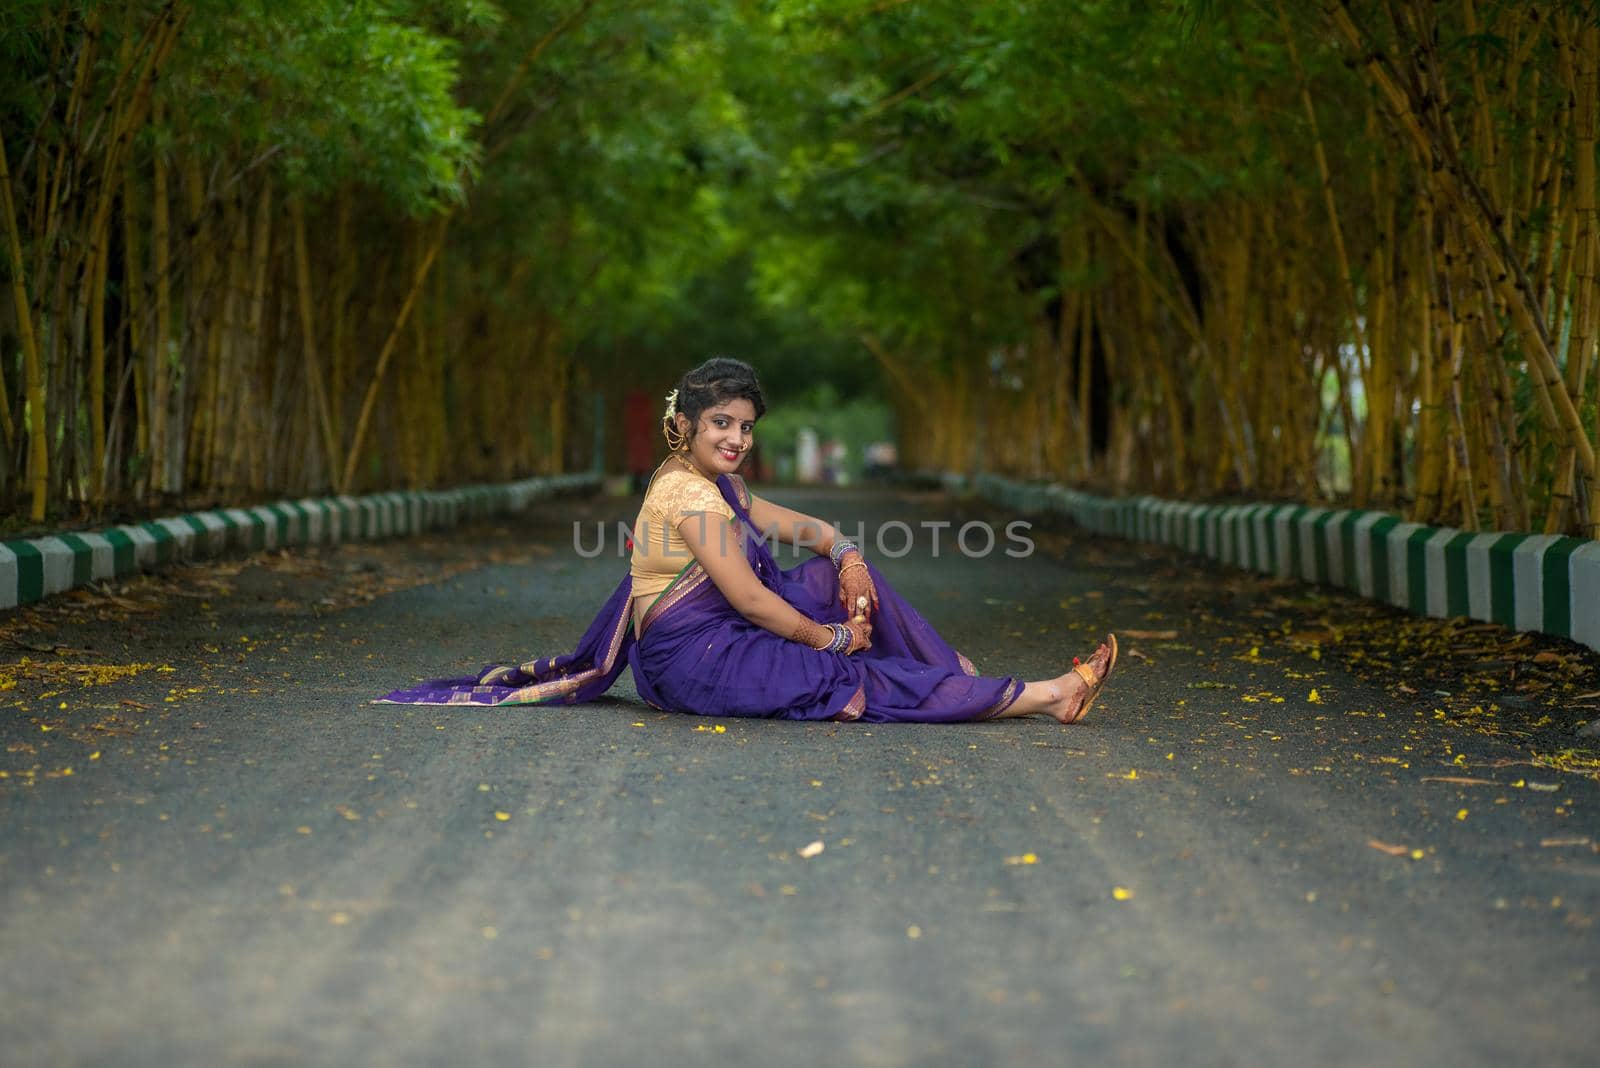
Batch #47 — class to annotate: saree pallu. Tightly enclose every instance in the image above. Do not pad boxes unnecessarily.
[377,474,1021,723]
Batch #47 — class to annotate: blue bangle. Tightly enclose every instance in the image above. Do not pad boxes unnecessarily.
[830,539,860,567]
[829,623,850,653]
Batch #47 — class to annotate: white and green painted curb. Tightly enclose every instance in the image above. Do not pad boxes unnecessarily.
[966,473,1600,656]
[0,473,599,612]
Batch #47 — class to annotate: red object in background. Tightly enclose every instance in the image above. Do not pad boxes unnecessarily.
[624,391,658,475]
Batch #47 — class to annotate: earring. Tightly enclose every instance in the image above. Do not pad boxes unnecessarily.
[663,418,687,452]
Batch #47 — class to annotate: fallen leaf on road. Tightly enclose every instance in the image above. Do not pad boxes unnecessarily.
[1112,887,1134,901]
[494,811,510,822]
[1121,629,1177,640]
[1527,782,1560,792]
[1540,837,1592,848]
[1367,839,1410,856]
[798,840,824,859]
[1004,853,1038,866]
[1419,776,1497,785]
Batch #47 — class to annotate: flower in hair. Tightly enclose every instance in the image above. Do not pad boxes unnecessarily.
[663,388,679,420]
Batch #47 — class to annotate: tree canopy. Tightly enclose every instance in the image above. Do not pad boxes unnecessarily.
[2,0,1598,536]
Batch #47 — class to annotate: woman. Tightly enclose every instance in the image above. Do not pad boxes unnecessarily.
[378,358,1116,723]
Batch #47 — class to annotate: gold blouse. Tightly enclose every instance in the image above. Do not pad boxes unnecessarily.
[629,468,737,630]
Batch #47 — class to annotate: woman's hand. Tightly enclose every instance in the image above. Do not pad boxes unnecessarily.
[844,619,872,655]
[837,552,879,623]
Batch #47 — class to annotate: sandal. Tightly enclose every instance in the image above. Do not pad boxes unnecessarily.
[1068,633,1118,724]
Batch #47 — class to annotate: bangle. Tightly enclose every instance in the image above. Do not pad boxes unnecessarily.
[839,560,868,580]
[829,539,860,567]
[830,623,852,653]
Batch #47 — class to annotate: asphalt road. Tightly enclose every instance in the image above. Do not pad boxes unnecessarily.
[2,485,1597,1067]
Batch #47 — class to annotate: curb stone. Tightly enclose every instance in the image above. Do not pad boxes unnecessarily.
[0,474,599,612]
[959,472,1600,657]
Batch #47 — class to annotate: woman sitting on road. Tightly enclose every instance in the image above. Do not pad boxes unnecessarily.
[379,357,1116,723]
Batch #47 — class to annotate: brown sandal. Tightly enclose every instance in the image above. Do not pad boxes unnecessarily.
[1068,633,1118,724]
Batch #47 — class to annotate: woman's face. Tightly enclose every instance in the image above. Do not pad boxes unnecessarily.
[678,398,757,476]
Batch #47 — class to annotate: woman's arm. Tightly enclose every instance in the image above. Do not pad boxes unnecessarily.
[745,489,877,621]
[744,493,850,557]
[676,512,869,653]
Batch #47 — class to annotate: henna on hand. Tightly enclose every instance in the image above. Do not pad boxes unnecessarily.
[789,617,834,650]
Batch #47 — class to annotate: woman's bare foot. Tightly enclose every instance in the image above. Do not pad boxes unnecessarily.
[1044,638,1116,724]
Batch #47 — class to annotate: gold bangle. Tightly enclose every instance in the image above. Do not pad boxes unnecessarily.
[839,560,868,578]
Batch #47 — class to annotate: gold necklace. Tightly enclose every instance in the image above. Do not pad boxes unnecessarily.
[670,451,715,482]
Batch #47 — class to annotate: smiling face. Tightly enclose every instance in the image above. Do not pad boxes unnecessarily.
[676,398,757,476]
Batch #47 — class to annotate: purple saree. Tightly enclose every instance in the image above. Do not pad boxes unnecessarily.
[376,474,1021,723]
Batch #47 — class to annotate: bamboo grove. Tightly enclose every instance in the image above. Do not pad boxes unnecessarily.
[3,1,1600,539]
[0,0,691,525]
[737,0,1600,538]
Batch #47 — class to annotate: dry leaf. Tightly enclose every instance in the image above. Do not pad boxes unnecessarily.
[1540,837,1592,848]
[798,840,824,859]
[1419,776,1496,785]
[1367,839,1409,856]
[1121,629,1177,640]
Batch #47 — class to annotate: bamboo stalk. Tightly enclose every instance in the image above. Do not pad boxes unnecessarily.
[289,195,342,485]
[88,204,109,505]
[151,96,172,498]
[330,186,351,450]
[184,156,214,490]
[1572,22,1600,535]
[1328,1,1597,486]
[239,174,273,491]
[1279,0,1373,453]
[0,131,49,520]
[123,142,146,481]
[339,224,445,493]
[210,184,248,491]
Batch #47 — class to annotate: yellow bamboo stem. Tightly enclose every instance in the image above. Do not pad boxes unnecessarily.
[289,195,342,485]
[151,97,171,496]
[339,224,445,493]
[0,131,48,519]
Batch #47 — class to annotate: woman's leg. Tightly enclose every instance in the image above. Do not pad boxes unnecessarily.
[993,637,1116,724]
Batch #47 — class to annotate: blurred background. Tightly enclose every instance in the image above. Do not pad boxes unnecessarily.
[2,1,1598,538]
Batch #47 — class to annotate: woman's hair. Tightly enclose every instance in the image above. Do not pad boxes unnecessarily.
[670,358,766,444]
